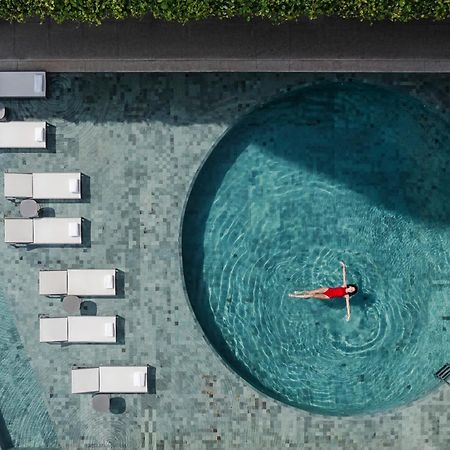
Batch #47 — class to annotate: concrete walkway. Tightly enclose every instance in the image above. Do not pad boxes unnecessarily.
[1,16,450,72]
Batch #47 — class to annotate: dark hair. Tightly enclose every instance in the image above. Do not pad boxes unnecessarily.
[347,284,358,296]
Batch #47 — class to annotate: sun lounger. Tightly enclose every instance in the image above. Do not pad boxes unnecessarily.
[4,172,82,200]
[0,72,46,98]
[39,269,117,296]
[39,316,117,343]
[4,218,82,244]
[71,366,148,394]
[0,122,47,149]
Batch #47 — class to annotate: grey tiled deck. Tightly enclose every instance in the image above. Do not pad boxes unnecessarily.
[1,73,449,449]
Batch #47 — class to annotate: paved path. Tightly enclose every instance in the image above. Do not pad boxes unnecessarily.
[1,16,450,71]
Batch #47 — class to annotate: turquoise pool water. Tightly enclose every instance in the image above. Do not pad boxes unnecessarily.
[182,82,450,415]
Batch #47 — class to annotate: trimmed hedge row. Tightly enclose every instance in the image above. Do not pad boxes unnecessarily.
[1,0,450,24]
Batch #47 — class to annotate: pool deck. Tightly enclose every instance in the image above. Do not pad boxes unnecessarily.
[1,73,450,449]
[1,17,450,72]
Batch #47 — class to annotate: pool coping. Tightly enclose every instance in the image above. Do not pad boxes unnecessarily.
[2,17,450,72]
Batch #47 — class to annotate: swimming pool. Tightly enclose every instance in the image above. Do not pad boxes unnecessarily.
[182,82,450,415]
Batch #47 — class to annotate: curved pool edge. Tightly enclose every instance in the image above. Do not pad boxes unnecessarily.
[178,80,448,416]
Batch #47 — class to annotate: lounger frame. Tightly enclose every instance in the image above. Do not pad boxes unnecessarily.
[4,172,82,200]
[0,122,47,149]
[39,316,117,344]
[0,72,46,98]
[4,218,82,245]
[39,269,117,297]
[71,366,149,394]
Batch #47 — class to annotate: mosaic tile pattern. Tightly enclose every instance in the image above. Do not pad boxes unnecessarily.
[0,73,449,449]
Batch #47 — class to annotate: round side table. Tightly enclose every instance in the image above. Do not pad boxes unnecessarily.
[92,394,110,412]
[62,295,81,314]
[19,199,40,218]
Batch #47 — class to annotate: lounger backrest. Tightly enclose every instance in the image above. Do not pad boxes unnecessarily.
[39,317,68,342]
[4,173,33,198]
[39,270,68,296]
[4,218,33,243]
[71,368,100,393]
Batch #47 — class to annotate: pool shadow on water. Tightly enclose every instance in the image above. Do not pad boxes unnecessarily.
[256,83,450,226]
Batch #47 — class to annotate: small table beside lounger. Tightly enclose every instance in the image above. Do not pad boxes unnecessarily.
[19,199,40,218]
[92,394,110,412]
[62,295,81,314]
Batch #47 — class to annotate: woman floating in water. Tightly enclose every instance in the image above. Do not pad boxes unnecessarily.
[289,261,358,321]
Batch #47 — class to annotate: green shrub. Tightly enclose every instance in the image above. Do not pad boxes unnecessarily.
[1,0,450,24]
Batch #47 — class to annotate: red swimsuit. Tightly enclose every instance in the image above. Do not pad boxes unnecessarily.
[323,286,347,299]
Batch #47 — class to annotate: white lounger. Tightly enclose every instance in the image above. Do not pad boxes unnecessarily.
[40,316,117,343]
[4,218,82,244]
[4,172,81,200]
[72,366,148,394]
[0,72,46,98]
[0,122,46,149]
[39,269,117,296]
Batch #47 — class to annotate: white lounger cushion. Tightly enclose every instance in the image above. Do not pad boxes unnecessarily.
[99,367,148,393]
[39,317,68,342]
[0,72,46,98]
[72,368,100,394]
[0,122,46,148]
[67,316,116,343]
[32,172,81,199]
[4,173,33,198]
[33,218,82,244]
[72,366,148,394]
[39,270,68,295]
[68,269,116,296]
[4,218,33,243]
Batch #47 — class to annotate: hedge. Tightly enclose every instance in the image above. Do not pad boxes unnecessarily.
[1,0,450,24]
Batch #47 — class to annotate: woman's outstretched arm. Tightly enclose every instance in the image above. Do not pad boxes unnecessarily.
[345,295,351,321]
[340,261,347,287]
